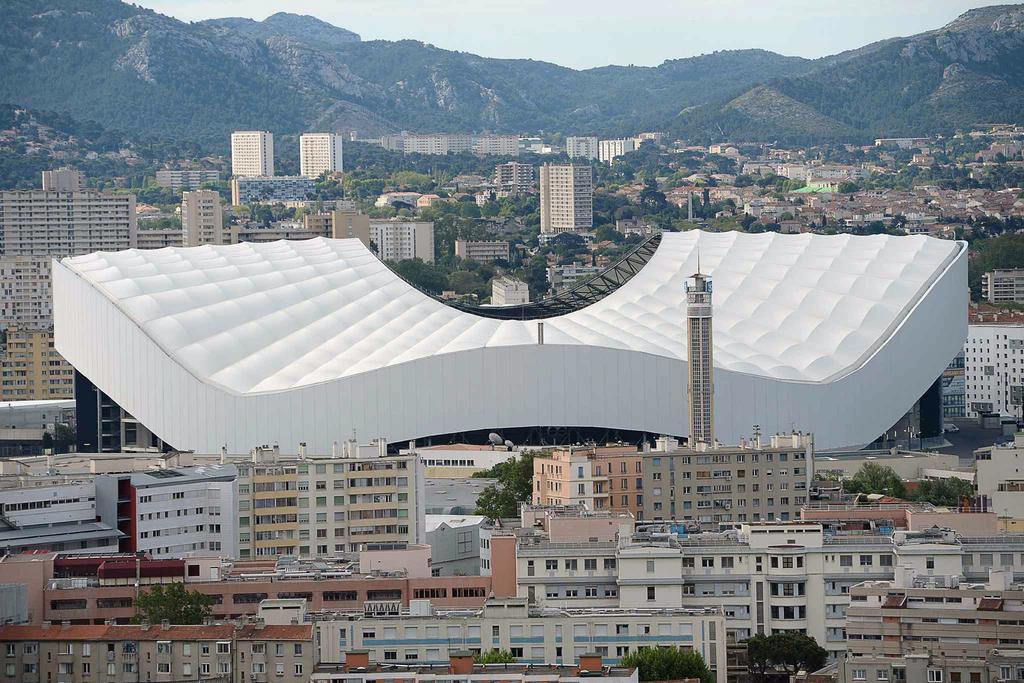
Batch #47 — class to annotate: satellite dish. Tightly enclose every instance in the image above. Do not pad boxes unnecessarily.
[504,440,514,450]
[488,432,503,445]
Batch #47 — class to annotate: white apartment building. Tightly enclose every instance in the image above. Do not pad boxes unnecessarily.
[154,168,220,190]
[598,138,636,164]
[547,262,599,290]
[512,522,1024,661]
[539,164,593,234]
[494,162,534,193]
[983,269,1024,303]
[454,240,509,262]
[473,135,519,157]
[96,464,239,559]
[315,598,728,680]
[388,133,518,157]
[231,130,275,177]
[367,220,435,263]
[300,133,344,178]
[0,255,52,328]
[964,323,1024,417]
[976,432,1024,523]
[201,441,426,559]
[181,190,225,246]
[491,277,529,306]
[0,480,123,554]
[565,136,599,160]
[0,190,137,257]
[40,168,82,192]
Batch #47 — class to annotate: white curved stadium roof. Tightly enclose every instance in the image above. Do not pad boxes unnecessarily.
[54,231,967,452]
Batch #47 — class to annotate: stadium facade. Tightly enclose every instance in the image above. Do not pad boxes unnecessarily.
[53,231,967,453]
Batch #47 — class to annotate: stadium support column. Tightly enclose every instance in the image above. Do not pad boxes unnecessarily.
[686,270,714,447]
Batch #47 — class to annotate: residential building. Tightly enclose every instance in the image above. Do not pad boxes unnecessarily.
[976,432,1024,527]
[229,222,328,244]
[0,256,52,328]
[0,327,73,400]
[226,441,426,559]
[0,481,122,554]
[135,225,184,250]
[539,164,593,234]
[425,515,492,576]
[830,569,1024,683]
[473,135,519,156]
[615,218,661,238]
[598,138,636,164]
[231,130,274,177]
[963,323,1024,418]
[546,262,599,291]
[314,598,727,680]
[532,445,645,518]
[385,133,518,157]
[314,652,641,683]
[40,168,82,192]
[182,190,225,246]
[491,277,529,306]
[362,220,435,263]
[8,550,492,625]
[0,191,136,257]
[300,132,345,178]
[230,176,314,206]
[642,433,814,528]
[942,352,966,418]
[565,136,599,160]
[329,206,372,240]
[686,271,714,446]
[154,168,220,190]
[495,162,534,193]
[983,268,1024,303]
[454,240,510,262]
[406,444,522,478]
[374,192,423,209]
[95,464,239,558]
[0,623,314,683]
[873,137,931,149]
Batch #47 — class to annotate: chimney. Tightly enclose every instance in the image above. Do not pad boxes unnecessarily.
[449,650,475,675]
[578,652,603,674]
[537,321,545,345]
[298,442,307,460]
[160,620,170,631]
[332,441,339,458]
[220,445,227,464]
[344,650,370,672]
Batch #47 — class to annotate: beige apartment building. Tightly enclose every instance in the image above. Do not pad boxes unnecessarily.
[0,256,52,328]
[182,190,225,246]
[642,434,814,528]
[135,226,184,250]
[539,164,593,234]
[0,327,73,400]
[533,445,645,519]
[0,190,137,257]
[454,239,510,262]
[299,132,344,178]
[40,167,82,192]
[491,276,529,306]
[230,130,274,177]
[0,623,314,683]
[834,570,1024,683]
[982,268,1024,304]
[226,442,426,559]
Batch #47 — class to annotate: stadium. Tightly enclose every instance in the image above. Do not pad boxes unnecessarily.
[53,230,966,453]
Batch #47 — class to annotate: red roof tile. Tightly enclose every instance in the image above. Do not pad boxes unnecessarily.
[0,623,311,641]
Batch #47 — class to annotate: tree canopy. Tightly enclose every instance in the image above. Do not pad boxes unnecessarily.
[473,450,539,519]
[475,650,517,664]
[843,462,908,499]
[620,646,713,683]
[746,633,827,680]
[133,583,214,625]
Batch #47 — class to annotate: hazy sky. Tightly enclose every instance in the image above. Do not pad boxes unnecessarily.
[139,0,998,70]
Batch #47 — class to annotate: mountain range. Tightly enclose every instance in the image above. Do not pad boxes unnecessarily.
[1,0,1023,147]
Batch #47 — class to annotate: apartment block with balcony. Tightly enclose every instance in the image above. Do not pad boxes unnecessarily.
[642,433,814,529]
[982,269,1024,304]
[230,442,425,559]
[532,445,644,518]
[0,327,73,400]
[0,256,52,328]
[314,598,727,681]
[0,190,137,257]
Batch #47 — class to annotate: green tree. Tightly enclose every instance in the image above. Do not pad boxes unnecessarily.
[620,647,713,683]
[133,583,214,625]
[474,450,539,519]
[746,633,827,681]
[475,649,516,664]
[390,258,449,294]
[912,477,975,507]
[844,462,907,499]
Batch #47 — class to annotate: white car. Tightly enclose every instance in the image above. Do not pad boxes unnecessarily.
[943,423,960,434]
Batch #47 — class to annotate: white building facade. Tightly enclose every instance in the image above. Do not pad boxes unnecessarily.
[231,130,275,177]
[565,137,599,160]
[368,220,435,263]
[539,164,593,234]
[964,323,1024,418]
[300,133,344,178]
[598,139,636,164]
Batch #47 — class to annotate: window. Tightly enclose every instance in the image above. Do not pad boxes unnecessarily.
[647,587,656,601]
[293,644,302,656]
[852,669,866,681]
[584,558,597,570]
[840,555,852,567]
[646,560,656,574]
[217,642,231,654]
[927,671,943,683]
[546,560,558,570]
[252,663,267,674]
[877,671,889,681]
[294,664,304,675]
